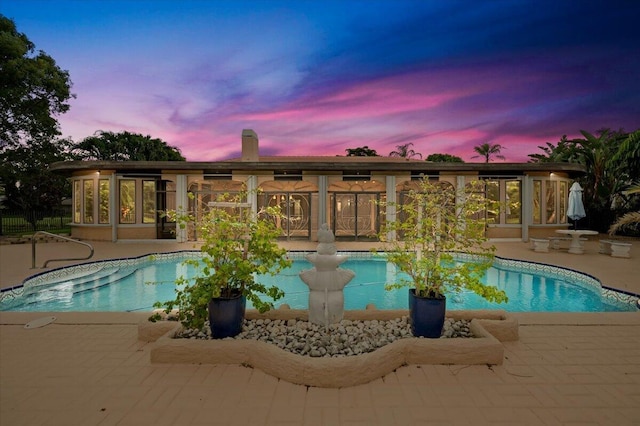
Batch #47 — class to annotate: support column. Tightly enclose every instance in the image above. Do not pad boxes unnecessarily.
[521,176,531,242]
[455,175,468,236]
[110,175,117,242]
[455,175,466,213]
[385,175,396,241]
[318,175,328,227]
[247,175,258,216]
[175,174,188,243]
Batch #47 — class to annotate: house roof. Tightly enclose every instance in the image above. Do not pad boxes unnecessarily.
[50,158,586,177]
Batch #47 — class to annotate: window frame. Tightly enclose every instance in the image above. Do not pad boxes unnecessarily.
[142,180,156,224]
[119,179,136,224]
[83,179,94,224]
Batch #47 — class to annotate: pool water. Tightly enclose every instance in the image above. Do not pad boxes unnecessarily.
[0,252,637,312]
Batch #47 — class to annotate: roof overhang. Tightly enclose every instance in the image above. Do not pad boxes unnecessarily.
[50,160,587,177]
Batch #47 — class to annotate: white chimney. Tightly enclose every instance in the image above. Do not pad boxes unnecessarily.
[241,129,259,162]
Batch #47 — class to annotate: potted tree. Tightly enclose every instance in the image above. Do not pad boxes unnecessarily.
[153,193,292,338]
[377,179,508,338]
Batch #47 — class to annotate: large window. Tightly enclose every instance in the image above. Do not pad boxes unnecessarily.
[545,180,556,223]
[482,179,521,225]
[72,176,111,224]
[505,180,521,224]
[559,181,568,224]
[485,180,499,223]
[397,181,455,239]
[143,180,156,223]
[532,178,570,225]
[99,179,110,224]
[71,176,161,225]
[120,180,136,224]
[332,192,381,240]
[259,192,311,239]
[73,180,81,223]
[83,180,94,223]
[533,181,542,224]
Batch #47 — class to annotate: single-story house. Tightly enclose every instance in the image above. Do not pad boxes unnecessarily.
[50,129,585,243]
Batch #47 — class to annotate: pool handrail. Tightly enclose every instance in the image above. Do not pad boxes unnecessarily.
[31,231,94,269]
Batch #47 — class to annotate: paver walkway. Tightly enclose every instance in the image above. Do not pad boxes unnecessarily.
[1,238,639,425]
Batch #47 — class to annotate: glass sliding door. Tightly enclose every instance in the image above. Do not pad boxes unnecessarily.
[259,192,311,240]
[331,192,380,241]
[156,180,176,239]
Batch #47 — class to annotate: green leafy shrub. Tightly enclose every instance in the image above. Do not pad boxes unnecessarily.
[376,179,508,303]
[152,193,292,329]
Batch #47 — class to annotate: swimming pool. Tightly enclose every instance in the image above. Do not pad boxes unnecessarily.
[1,251,638,312]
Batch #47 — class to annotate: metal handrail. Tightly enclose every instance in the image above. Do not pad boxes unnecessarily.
[31,231,94,269]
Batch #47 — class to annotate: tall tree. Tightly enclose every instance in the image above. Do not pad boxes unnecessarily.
[0,15,75,215]
[389,143,422,159]
[344,146,379,157]
[472,143,506,162]
[0,136,73,228]
[425,153,465,163]
[0,15,74,147]
[528,135,581,163]
[528,128,639,232]
[72,130,185,161]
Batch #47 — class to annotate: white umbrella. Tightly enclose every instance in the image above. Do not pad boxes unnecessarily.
[567,182,586,229]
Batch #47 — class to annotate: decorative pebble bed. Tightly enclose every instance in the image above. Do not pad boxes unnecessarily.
[177,317,473,358]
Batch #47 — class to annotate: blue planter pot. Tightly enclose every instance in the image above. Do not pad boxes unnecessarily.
[208,292,246,338]
[408,289,446,338]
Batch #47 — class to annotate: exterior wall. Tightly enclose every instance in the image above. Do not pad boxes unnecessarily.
[70,225,112,241]
[117,226,157,240]
[66,167,577,243]
[528,226,567,239]
[487,226,522,239]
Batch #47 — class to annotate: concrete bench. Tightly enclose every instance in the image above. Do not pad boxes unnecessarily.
[548,237,571,250]
[599,240,632,258]
[530,238,550,253]
[548,236,587,250]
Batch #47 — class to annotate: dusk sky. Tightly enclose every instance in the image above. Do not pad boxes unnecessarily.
[3,0,639,162]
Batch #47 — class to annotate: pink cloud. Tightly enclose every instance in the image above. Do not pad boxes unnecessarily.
[57,52,638,163]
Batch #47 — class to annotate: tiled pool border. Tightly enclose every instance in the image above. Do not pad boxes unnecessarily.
[1,250,638,310]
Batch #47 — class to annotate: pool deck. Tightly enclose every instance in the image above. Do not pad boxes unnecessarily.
[1,237,639,425]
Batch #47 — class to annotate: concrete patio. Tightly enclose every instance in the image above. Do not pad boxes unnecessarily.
[1,238,639,425]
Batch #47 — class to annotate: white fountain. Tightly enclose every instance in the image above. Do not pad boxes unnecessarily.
[299,224,355,327]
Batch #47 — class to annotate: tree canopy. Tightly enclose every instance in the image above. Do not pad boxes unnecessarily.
[0,136,73,227]
[72,130,185,161]
[344,146,379,157]
[0,15,75,215]
[0,15,74,147]
[529,128,640,233]
[425,153,465,163]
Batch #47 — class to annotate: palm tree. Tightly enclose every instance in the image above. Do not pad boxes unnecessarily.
[609,181,640,236]
[472,143,506,162]
[389,143,422,159]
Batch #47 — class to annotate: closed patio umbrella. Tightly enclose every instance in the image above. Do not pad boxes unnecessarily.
[567,182,586,229]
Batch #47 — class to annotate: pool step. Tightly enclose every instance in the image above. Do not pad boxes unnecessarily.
[14,268,139,308]
[23,266,107,290]
[72,268,139,295]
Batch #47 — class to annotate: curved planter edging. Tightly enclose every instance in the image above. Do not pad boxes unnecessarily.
[140,309,518,388]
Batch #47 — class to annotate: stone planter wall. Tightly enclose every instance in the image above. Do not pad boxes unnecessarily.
[139,308,518,388]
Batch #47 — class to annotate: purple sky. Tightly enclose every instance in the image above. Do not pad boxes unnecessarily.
[3,0,639,162]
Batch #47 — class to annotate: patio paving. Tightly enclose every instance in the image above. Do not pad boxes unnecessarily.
[1,237,639,425]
